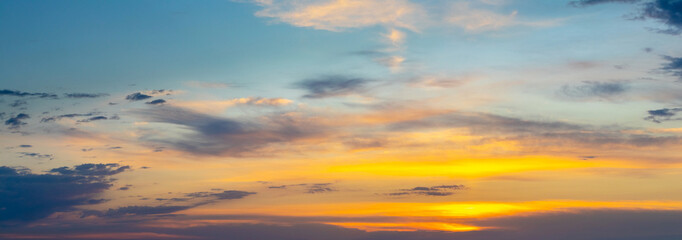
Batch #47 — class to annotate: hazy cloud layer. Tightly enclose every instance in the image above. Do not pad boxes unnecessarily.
[3,209,682,240]
[130,106,322,156]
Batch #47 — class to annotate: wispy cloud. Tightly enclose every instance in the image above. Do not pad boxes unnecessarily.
[295,75,371,99]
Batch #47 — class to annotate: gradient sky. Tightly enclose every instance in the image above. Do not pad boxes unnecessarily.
[1,0,682,239]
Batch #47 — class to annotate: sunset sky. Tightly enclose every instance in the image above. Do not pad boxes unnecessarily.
[1,0,682,239]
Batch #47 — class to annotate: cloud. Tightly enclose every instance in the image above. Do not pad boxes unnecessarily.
[18,145,32,148]
[387,184,467,197]
[41,113,118,123]
[572,0,682,35]
[88,190,255,218]
[41,113,95,123]
[171,97,293,113]
[211,190,257,199]
[184,190,256,200]
[388,111,681,148]
[306,183,336,194]
[145,99,167,105]
[267,183,336,194]
[130,105,322,156]
[0,89,57,99]
[4,113,29,129]
[48,163,130,176]
[475,209,682,240]
[64,93,109,98]
[98,206,194,218]
[77,116,110,123]
[661,55,682,81]
[570,0,641,7]
[125,92,153,101]
[9,100,27,108]
[230,97,293,106]
[251,0,424,32]
[644,107,682,123]
[641,0,682,34]
[295,75,371,98]
[558,81,629,100]
[0,163,128,224]
[383,28,406,47]
[17,152,54,160]
[5,207,682,240]
[447,2,519,31]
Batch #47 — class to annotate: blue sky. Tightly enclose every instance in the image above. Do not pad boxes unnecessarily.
[1,0,682,239]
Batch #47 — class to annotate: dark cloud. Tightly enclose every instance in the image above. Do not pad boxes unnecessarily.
[0,163,128,224]
[641,0,682,34]
[306,183,335,194]
[572,0,682,34]
[388,185,466,197]
[77,116,109,123]
[64,93,109,98]
[41,113,116,123]
[85,189,255,218]
[661,55,682,81]
[184,190,255,200]
[570,0,641,6]
[145,99,166,105]
[48,163,130,176]
[212,190,256,199]
[125,92,153,101]
[97,205,193,218]
[5,113,30,129]
[644,107,682,123]
[18,152,54,160]
[9,100,27,108]
[40,113,95,122]
[147,89,173,95]
[130,106,321,156]
[18,145,32,148]
[267,183,335,194]
[559,81,629,99]
[294,75,371,98]
[0,89,57,99]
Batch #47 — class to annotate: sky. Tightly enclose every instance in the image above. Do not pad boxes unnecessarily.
[1,0,682,239]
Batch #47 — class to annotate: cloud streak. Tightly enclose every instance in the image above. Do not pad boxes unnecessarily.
[295,75,371,98]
